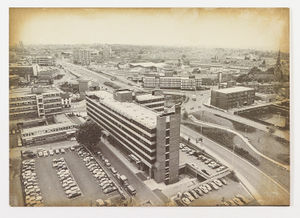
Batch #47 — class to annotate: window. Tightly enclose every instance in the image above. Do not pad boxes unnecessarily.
[165,161,169,167]
[166,138,170,145]
[166,153,169,159]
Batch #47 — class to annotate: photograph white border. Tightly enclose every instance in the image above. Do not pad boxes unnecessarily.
[1,1,299,218]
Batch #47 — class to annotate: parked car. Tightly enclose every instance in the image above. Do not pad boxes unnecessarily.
[110,167,117,174]
[183,192,194,202]
[126,185,136,196]
[221,178,227,185]
[181,197,191,206]
[96,199,105,206]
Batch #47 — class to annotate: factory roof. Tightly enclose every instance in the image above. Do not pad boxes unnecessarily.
[87,91,158,129]
[216,86,255,94]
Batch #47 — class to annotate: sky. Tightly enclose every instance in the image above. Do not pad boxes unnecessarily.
[9,8,290,52]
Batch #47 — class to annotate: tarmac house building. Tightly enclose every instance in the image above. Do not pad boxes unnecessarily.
[86,89,181,184]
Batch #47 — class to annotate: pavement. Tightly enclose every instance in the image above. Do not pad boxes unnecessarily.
[180,125,290,205]
[9,149,24,206]
[98,138,165,206]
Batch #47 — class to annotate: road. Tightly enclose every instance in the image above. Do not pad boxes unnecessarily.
[60,61,142,93]
[188,115,290,171]
[203,105,290,141]
[181,125,290,205]
[98,139,165,206]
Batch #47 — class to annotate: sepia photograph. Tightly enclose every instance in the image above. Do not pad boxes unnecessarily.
[8,7,291,207]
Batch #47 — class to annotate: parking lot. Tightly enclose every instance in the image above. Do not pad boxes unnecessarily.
[34,146,120,206]
[179,143,230,178]
[172,174,255,206]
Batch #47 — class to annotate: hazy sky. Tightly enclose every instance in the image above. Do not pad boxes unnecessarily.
[10,8,289,52]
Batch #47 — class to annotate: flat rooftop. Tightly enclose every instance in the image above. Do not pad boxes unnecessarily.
[10,86,61,96]
[135,94,164,102]
[22,122,75,135]
[87,91,158,129]
[215,86,254,94]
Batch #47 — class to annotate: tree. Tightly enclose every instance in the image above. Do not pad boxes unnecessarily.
[182,111,189,120]
[75,121,102,149]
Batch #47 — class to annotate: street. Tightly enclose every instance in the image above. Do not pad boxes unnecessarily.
[97,139,165,206]
[181,125,289,205]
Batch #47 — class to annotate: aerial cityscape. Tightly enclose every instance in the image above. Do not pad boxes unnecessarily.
[9,8,290,207]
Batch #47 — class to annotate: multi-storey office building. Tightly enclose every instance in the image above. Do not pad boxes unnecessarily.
[9,86,63,120]
[210,86,255,110]
[73,49,92,65]
[159,77,181,89]
[143,76,160,88]
[32,56,55,66]
[135,94,165,112]
[86,90,180,184]
[143,76,202,90]
[181,77,196,90]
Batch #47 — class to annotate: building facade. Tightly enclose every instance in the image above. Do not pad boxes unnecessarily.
[73,49,91,65]
[143,76,202,90]
[32,56,55,66]
[10,87,63,120]
[210,86,255,110]
[135,93,165,112]
[86,90,180,184]
[21,120,77,146]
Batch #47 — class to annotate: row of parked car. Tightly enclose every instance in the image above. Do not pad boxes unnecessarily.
[198,154,227,172]
[179,143,227,172]
[37,148,66,158]
[177,177,228,206]
[21,159,44,206]
[75,147,118,195]
[217,194,248,206]
[97,151,137,196]
[52,157,82,199]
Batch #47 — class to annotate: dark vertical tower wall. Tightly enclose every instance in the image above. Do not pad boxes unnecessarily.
[154,104,180,184]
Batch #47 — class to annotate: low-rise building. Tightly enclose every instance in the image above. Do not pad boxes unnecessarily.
[21,114,78,146]
[32,56,55,66]
[211,86,255,110]
[61,93,72,108]
[10,86,63,120]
